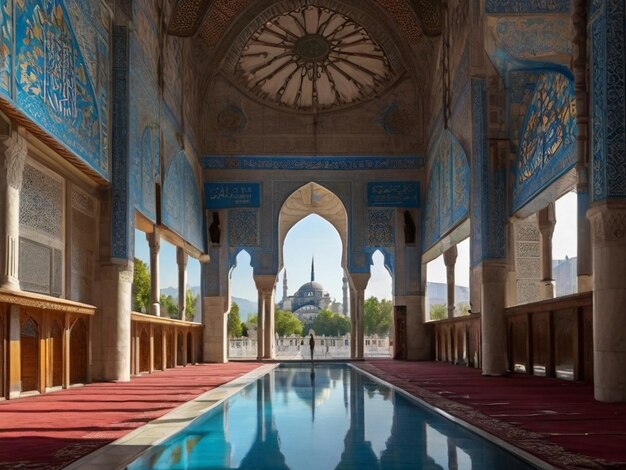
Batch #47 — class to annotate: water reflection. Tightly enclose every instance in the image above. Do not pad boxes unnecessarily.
[129,364,535,470]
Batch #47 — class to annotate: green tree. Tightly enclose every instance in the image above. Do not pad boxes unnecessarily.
[312,309,350,336]
[429,304,447,321]
[159,294,178,318]
[228,302,243,338]
[364,297,392,336]
[274,309,303,337]
[185,289,197,321]
[132,258,151,313]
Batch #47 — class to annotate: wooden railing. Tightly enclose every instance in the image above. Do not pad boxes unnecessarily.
[432,314,481,368]
[505,292,593,382]
[130,312,203,376]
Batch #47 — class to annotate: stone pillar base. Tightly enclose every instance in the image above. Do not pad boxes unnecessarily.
[202,296,228,363]
[396,295,430,360]
[93,262,133,382]
[480,260,508,376]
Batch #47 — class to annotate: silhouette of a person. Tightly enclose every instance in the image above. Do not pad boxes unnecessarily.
[309,333,315,361]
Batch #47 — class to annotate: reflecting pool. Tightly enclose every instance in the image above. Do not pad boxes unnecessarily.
[128,364,538,469]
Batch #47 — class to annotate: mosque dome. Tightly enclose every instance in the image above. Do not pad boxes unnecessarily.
[295,281,326,296]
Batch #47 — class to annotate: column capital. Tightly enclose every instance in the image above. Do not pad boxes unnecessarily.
[537,202,556,235]
[254,274,277,291]
[588,200,626,244]
[146,229,160,250]
[1,131,27,190]
[348,272,370,291]
[443,245,458,267]
[176,246,188,267]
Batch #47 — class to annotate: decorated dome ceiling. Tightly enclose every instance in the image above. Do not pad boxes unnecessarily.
[234,5,394,112]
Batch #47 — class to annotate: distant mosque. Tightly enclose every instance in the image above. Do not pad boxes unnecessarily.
[279,258,349,322]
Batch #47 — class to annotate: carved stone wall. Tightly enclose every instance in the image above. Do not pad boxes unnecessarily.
[514,215,541,304]
[70,186,97,303]
[19,160,64,296]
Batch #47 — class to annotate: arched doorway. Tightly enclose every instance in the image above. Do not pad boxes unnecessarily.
[70,318,88,384]
[139,328,150,373]
[186,332,193,364]
[277,182,352,359]
[51,319,63,387]
[153,327,163,370]
[20,316,39,393]
[176,331,184,365]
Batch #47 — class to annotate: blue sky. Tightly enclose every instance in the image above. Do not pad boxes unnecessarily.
[134,190,577,302]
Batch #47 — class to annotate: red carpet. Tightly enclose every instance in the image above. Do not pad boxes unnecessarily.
[0,362,261,470]
[361,360,626,469]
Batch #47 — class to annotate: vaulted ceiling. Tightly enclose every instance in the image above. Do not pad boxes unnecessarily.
[168,0,441,113]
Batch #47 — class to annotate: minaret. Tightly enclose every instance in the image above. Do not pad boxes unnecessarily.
[342,276,349,316]
[282,269,288,302]
[311,257,315,282]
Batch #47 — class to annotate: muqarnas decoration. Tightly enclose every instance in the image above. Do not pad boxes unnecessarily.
[14,0,110,179]
[513,72,577,212]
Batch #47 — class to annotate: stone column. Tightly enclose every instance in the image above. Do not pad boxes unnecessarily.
[176,247,188,320]
[588,202,626,402]
[147,230,160,316]
[443,245,458,318]
[93,262,133,381]
[349,287,357,358]
[0,132,27,291]
[480,260,508,376]
[350,273,370,359]
[263,289,275,359]
[202,296,228,363]
[571,0,593,292]
[254,275,275,360]
[396,294,430,360]
[538,203,556,299]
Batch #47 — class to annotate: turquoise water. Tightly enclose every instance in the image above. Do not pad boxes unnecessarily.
[128,364,537,469]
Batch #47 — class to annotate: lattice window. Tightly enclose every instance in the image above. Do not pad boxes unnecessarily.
[20,162,64,244]
[19,160,65,297]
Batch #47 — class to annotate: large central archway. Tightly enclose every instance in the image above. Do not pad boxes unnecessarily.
[278,182,348,274]
[277,182,352,357]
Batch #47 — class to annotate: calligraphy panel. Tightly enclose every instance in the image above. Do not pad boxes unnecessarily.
[513,72,577,212]
[14,0,110,179]
[205,182,261,209]
[367,182,420,208]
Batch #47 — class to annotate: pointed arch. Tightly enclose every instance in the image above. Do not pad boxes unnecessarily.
[277,182,349,273]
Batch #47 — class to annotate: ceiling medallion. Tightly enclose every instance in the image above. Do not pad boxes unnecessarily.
[235,5,394,112]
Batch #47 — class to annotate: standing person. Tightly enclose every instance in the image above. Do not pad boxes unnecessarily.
[309,333,315,361]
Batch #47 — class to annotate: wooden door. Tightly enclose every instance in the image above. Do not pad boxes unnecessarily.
[21,317,39,392]
[51,320,63,387]
[153,327,163,370]
[70,319,88,384]
[394,306,407,360]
